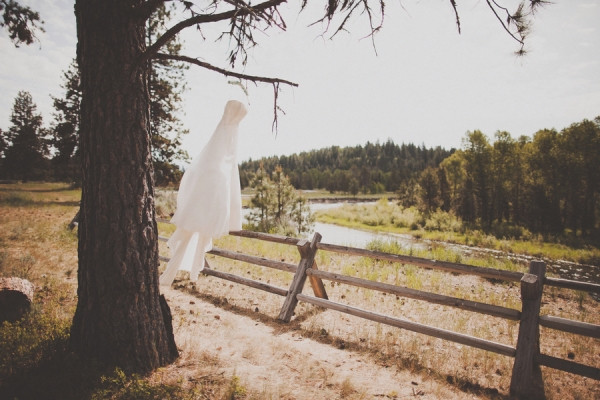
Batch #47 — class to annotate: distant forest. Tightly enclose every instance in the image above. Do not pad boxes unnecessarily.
[239,141,453,194]
[1,85,597,236]
[241,117,600,237]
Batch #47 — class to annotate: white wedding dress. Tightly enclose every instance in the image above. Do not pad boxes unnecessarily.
[160,100,248,286]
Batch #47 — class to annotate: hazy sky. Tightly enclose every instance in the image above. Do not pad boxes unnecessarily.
[1,1,599,164]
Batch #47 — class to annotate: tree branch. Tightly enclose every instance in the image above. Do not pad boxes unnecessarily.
[140,0,287,66]
[484,0,538,55]
[0,0,44,47]
[448,0,461,34]
[154,53,297,133]
[486,0,523,44]
[154,53,298,87]
[305,0,385,55]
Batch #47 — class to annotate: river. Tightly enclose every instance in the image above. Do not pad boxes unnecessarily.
[306,202,600,286]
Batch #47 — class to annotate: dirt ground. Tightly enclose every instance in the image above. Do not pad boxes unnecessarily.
[160,285,490,400]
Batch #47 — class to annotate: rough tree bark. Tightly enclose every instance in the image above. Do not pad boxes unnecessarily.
[70,0,177,372]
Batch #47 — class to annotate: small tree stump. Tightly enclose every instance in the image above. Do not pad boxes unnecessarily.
[0,277,35,323]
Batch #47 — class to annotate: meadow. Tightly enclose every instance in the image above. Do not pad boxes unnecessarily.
[0,183,598,399]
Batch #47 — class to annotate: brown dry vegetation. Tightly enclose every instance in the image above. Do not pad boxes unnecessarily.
[0,182,598,399]
[169,233,599,400]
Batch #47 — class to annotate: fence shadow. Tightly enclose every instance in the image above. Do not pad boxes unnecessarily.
[176,280,512,400]
[159,222,599,399]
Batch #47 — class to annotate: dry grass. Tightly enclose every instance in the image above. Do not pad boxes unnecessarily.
[0,183,260,399]
[1,183,598,399]
[159,228,600,399]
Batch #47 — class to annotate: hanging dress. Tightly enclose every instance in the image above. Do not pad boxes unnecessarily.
[160,100,248,286]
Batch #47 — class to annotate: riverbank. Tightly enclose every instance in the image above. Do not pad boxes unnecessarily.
[313,200,600,274]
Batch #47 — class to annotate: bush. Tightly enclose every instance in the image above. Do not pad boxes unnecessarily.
[489,222,532,240]
[424,210,462,232]
[390,206,422,229]
[91,368,186,400]
[155,190,177,218]
[0,303,70,379]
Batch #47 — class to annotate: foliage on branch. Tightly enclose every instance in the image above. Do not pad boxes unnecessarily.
[0,0,44,47]
[137,0,545,127]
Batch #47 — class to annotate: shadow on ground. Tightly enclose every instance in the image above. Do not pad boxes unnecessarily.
[177,281,511,400]
[0,349,107,400]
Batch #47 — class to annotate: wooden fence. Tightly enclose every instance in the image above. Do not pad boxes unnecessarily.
[157,219,600,399]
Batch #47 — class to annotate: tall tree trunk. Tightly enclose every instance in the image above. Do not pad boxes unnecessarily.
[71,0,177,372]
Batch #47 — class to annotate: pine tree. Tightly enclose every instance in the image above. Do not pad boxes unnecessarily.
[0,128,7,158]
[418,167,441,214]
[147,3,189,185]
[272,166,296,224]
[50,60,81,182]
[3,91,48,180]
[290,196,315,236]
[247,164,314,235]
[247,164,275,232]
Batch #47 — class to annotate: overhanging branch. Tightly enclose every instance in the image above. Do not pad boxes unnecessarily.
[154,53,297,132]
[140,0,287,66]
[154,53,298,87]
[448,0,461,34]
[486,0,524,46]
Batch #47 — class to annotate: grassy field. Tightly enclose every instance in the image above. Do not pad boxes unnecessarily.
[0,182,247,399]
[1,183,598,399]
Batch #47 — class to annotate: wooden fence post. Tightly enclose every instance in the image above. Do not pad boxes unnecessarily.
[277,232,322,322]
[510,260,546,400]
[308,261,328,300]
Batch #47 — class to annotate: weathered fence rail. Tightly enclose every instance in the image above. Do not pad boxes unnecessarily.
[157,219,599,398]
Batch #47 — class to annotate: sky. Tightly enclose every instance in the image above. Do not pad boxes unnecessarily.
[1,1,599,164]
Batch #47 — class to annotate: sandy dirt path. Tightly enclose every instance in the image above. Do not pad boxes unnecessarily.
[161,287,486,399]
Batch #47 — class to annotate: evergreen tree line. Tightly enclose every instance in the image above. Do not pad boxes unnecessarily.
[0,4,188,184]
[239,141,454,194]
[417,118,600,236]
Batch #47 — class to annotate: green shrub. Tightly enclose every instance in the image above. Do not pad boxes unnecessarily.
[223,375,247,400]
[391,206,422,229]
[424,210,462,232]
[91,368,187,400]
[0,303,70,378]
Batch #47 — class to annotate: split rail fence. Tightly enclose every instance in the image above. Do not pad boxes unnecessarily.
[157,219,600,399]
